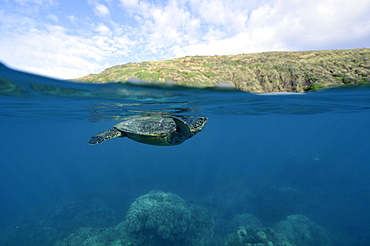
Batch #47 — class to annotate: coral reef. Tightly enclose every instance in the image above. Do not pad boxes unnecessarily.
[187,204,218,246]
[224,214,285,246]
[224,214,332,246]
[56,222,131,246]
[56,190,216,246]
[274,214,333,246]
[124,190,192,242]
[7,190,333,246]
[230,213,262,231]
[0,200,118,246]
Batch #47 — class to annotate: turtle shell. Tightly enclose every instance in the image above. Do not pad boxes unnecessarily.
[114,116,176,136]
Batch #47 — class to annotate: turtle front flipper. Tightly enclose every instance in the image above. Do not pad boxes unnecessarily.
[88,128,124,145]
[167,116,193,145]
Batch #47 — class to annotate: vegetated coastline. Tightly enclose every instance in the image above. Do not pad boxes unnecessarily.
[75,48,370,93]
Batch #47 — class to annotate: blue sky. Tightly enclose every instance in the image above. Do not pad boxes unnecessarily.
[1,0,369,79]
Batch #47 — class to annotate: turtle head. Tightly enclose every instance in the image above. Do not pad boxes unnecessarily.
[188,117,208,135]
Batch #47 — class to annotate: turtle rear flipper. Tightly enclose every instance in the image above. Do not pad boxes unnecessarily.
[88,128,124,145]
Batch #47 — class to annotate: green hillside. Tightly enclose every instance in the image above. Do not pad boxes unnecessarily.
[75,48,370,92]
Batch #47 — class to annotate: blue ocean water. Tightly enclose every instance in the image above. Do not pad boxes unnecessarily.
[0,63,370,246]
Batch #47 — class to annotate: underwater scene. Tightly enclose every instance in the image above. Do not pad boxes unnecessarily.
[0,63,370,246]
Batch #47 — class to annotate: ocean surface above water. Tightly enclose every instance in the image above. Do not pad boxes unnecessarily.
[1,64,370,246]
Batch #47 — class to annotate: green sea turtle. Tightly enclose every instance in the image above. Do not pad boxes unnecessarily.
[88,115,208,146]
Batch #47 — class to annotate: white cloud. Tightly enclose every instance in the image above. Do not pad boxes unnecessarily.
[67,15,77,23]
[95,23,111,35]
[265,0,370,48]
[9,0,57,15]
[117,0,294,58]
[120,0,138,8]
[47,13,58,22]
[119,0,200,50]
[14,0,56,8]
[171,0,370,56]
[0,11,132,79]
[189,0,249,33]
[146,1,199,46]
[93,3,110,18]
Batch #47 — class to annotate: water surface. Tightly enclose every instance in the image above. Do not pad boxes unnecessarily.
[1,64,370,246]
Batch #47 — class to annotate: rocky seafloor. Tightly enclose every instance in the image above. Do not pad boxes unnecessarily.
[0,189,334,246]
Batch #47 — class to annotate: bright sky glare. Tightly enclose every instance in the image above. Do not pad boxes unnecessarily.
[0,0,369,79]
